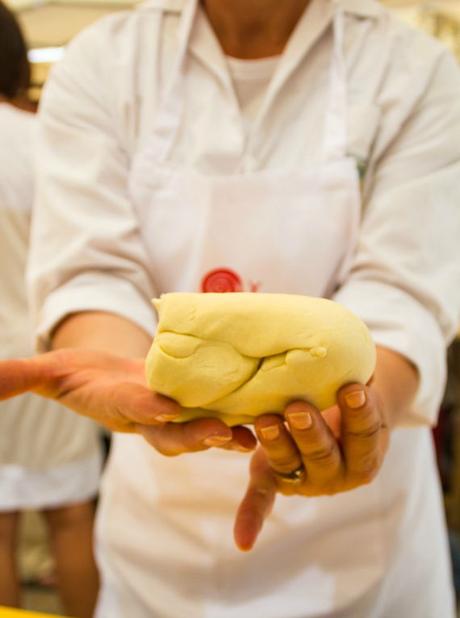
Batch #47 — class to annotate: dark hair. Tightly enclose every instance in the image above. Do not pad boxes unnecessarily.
[0,1,30,99]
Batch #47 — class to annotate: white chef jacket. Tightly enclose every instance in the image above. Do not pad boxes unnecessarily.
[29,0,460,615]
[0,103,102,509]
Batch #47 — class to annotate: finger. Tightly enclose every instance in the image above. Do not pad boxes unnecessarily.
[321,406,341,439]
[107,382,181,425]
[338,384,384,483]
[254,414,302,475]
[234,448,277,551]
[136,417,233,456]
[285,401,343,487]
[222,425,257,453]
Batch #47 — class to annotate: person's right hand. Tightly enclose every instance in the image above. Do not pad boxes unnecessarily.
[0,349,256,455]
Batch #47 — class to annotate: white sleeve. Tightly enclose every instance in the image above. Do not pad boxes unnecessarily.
[334,51,460,425]
[28,18,158,351]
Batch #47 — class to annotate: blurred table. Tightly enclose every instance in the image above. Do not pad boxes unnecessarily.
[0,608,69,618]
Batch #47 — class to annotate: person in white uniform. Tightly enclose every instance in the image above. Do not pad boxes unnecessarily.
[0,4,101,616]
[0,0,459,616]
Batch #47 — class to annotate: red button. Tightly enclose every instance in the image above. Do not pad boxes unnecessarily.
[201,268,243,293]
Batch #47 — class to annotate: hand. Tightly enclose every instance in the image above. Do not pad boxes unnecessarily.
[0,350,256,454]
[234,383,389,551]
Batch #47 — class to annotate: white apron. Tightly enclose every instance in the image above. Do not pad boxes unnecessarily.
[95,2,454,616]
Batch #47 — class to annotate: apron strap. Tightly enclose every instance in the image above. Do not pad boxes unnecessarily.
[321,7,348,162]
[147,0,198,163]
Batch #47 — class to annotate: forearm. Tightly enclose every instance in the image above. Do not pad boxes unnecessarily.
[51,311,152,358]
[372,346,419,429]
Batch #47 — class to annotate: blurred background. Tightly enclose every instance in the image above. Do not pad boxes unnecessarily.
[4,0,460,102]
[2,0,460,615]
[6,0,139,102]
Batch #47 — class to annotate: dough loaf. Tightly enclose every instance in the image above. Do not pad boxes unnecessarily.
[146,293,376,426]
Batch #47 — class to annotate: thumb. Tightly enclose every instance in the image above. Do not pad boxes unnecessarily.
[233,448,277,552]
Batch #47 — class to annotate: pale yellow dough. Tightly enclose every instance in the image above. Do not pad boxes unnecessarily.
[146,293,376,426]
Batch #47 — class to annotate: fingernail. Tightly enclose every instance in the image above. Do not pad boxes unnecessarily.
[260,425,280,441]
[287,411,312,430]
[157,414,179,423]
[344,390,366,409]
[203,435,232,447]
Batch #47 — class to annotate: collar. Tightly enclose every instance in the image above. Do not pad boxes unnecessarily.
[338,0,382,19]
[187,0,335,89]
[138,0,185,13]
[173,0,382,96]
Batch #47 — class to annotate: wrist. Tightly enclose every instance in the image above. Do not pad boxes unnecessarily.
[51,311,152,357]
[371,347,419,429]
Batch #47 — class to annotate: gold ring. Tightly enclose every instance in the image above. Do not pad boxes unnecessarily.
[274,466,305,484]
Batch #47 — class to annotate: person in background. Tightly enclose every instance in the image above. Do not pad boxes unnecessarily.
[0,0,460,616]
[0,4,100,617]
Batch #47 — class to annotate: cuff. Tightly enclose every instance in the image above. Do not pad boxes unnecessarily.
[34,274,157,352]
[333,279,446,426]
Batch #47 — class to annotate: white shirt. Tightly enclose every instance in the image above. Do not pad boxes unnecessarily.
[226,55,279,129]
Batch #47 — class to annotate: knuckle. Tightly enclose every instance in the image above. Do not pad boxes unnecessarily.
[348,420,381,440]
[270,453,299,469]
[302,442,336,463]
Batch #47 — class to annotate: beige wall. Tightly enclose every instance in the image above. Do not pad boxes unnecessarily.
[6,0,138,98]
[5,0,460,99]
[6,0,137,47]
[6,0,459,49]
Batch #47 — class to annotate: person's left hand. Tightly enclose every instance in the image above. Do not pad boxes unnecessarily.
[233,383,389,551]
